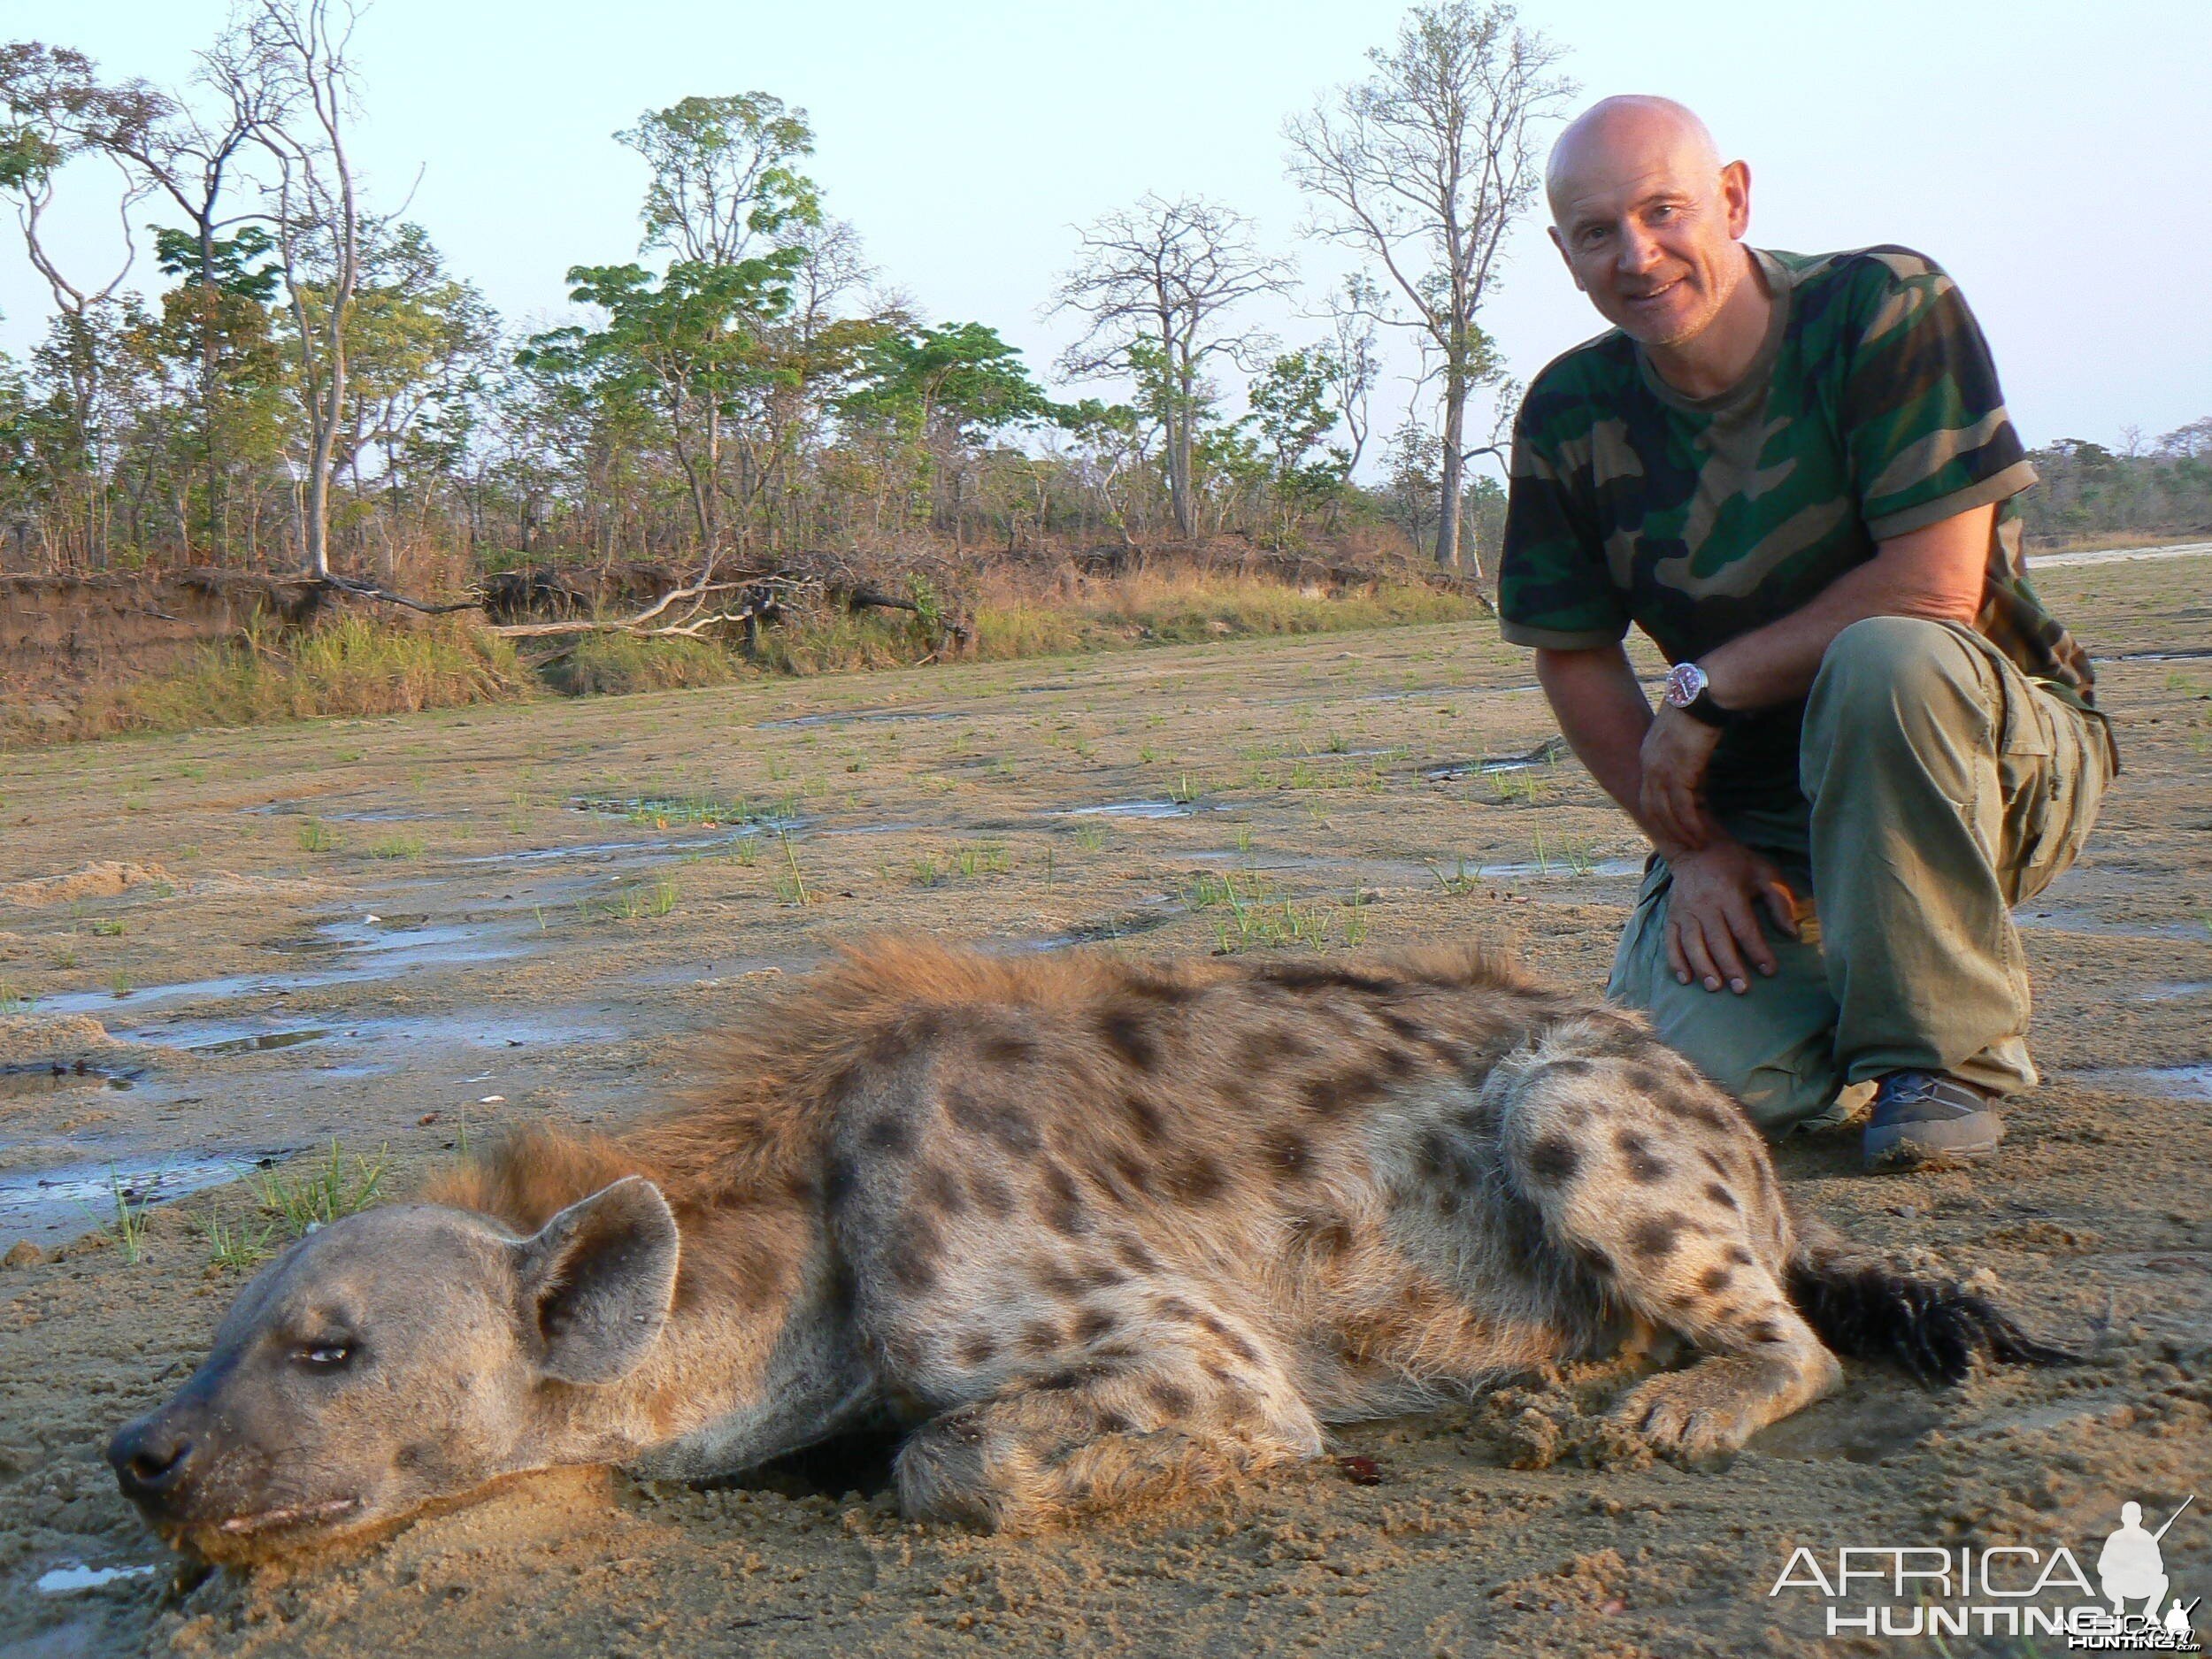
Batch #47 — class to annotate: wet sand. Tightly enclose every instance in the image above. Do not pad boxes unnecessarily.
[2,553,2207,1657]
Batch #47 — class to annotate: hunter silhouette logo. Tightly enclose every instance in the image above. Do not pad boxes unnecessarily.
[2100,1499,2188,1619]
[1767,1492,2200,1646]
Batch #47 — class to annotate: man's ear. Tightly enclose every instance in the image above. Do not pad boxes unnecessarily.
[1722,159,1752,240]
[511,1177,680,1385]
[1546,224,1586,290]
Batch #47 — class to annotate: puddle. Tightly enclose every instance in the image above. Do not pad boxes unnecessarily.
[315,919,507,959]
[1056,801,1218,819]
[2109,649,2212,664]
[473,819,804,866]
[1461,858,1643,880]
[0,1064,141,1100]
[757,708,965,729]
[32,975,281,1018]
[2016,906,2211,941]
[242,804,456,822]
[1005,907,1183,952]
[2135,982,2211,1003]
[2073,1064,2212,1102]
[0,1148,290,1237]
[35,1563,160,1594]
[33,913,531,1018]
[569,795,770,827]
[186,1028,331,1056]
[2032,541,2212,569]
[1423,737,1572,780]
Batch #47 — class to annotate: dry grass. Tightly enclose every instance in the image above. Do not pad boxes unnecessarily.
[537,633,738,696]
[971,572,1487,660]
[6,571,1490,743]
[54,618,531,741]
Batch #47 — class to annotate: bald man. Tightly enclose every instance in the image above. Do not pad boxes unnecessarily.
[1499,96,2117,1171]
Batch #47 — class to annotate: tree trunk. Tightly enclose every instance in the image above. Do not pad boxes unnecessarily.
[1436,358,1467,571]
[303,314,344,580]
[1168,355,1198,539]
[197,211,223,565]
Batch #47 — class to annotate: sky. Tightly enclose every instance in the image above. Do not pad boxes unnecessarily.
[5,0,2208,471]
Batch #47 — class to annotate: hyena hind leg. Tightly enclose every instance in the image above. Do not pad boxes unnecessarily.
[894,1321,1322,1533]
[1499,1046,1842,1463]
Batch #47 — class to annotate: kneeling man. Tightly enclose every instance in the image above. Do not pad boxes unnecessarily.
[1500,96,2117,1171]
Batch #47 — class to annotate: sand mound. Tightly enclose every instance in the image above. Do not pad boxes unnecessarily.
[185,868,341,901]
[1,860,175,906]
[0,1012,143,1068]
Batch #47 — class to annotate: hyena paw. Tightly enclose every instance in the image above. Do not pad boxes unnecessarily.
[1614,1351,1839,1464]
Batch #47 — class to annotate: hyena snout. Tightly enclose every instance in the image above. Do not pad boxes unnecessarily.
[109,1408,203,1512]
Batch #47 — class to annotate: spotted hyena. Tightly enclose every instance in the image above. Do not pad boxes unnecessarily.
[110,941,2063,1557]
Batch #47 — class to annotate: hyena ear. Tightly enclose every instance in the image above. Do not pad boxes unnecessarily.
[511,1177,680,1385]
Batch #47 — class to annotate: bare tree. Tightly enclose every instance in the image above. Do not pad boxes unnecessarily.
[244,0,365,580]
[0,44,167,565]
[1318,273,1383,476]
[1051,194,1292,540]
[1285,1,1571,574]
[1,36,303,563]
[0,43,160,314]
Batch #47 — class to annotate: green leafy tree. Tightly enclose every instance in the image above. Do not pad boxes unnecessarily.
[836,320,1055,537]
[144,225,288,559]
[520,253,803,559]
[841,322,1052,442]
[618,93,819,265]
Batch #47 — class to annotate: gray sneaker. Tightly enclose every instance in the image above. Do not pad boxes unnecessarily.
[1863,1071,2003,1170]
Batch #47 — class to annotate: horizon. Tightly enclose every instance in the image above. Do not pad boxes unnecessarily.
[3,0,2206,464]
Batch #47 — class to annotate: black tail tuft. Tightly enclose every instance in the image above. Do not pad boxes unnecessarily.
[1786,1258,2078,1385]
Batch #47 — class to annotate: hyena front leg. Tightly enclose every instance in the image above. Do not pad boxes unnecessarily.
[1499,1044,1841,1462]
[894,1310,1322,1533]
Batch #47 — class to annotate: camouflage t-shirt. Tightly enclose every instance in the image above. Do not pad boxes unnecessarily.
[1498,245,2101,814]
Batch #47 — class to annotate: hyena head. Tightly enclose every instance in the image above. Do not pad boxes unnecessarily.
[107,1178,679,1562]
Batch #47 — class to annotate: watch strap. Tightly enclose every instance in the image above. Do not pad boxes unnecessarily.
[1680,686,1747,730]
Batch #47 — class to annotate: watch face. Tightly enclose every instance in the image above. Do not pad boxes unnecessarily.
[1664,663,1706,708]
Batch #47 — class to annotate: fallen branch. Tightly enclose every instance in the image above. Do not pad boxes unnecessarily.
[317,575,484,616]
[842,587,972,648]
[484,575,789,640]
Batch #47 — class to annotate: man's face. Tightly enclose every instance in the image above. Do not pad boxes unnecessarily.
[1548,133,1752,350]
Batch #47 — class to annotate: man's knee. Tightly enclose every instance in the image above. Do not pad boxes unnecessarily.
[1813,616,1980,711]
[1612,922,1843,1133]
[1803,617,1990,775]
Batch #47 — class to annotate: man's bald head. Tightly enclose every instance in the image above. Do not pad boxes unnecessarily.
[1542,96,1756,355]
[1546,97,1723,224]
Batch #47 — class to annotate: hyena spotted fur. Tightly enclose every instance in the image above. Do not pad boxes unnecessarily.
[110,941,2067,1553]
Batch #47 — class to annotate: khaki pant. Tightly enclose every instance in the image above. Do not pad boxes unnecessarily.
[1608,617,2114,1133]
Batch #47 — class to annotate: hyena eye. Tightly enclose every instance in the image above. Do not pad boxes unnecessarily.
[295,1343,354,1369]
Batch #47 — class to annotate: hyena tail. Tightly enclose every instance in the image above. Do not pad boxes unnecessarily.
[1784,1233,2078,1385]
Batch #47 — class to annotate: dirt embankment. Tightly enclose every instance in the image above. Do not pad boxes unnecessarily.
[0,573,326,732]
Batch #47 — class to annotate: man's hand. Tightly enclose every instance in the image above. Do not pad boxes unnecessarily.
[1665,838,1801,995]
[1638,703,1724,850]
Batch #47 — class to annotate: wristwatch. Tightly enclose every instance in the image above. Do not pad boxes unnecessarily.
[1662,661,1747,730]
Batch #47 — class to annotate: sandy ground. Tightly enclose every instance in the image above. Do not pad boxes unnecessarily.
[1,556,2207,1658]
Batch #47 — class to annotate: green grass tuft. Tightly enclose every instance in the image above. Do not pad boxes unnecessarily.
[242,1141,389,1238]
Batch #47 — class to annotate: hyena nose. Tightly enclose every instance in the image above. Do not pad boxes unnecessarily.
[108,1417,197,1503]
